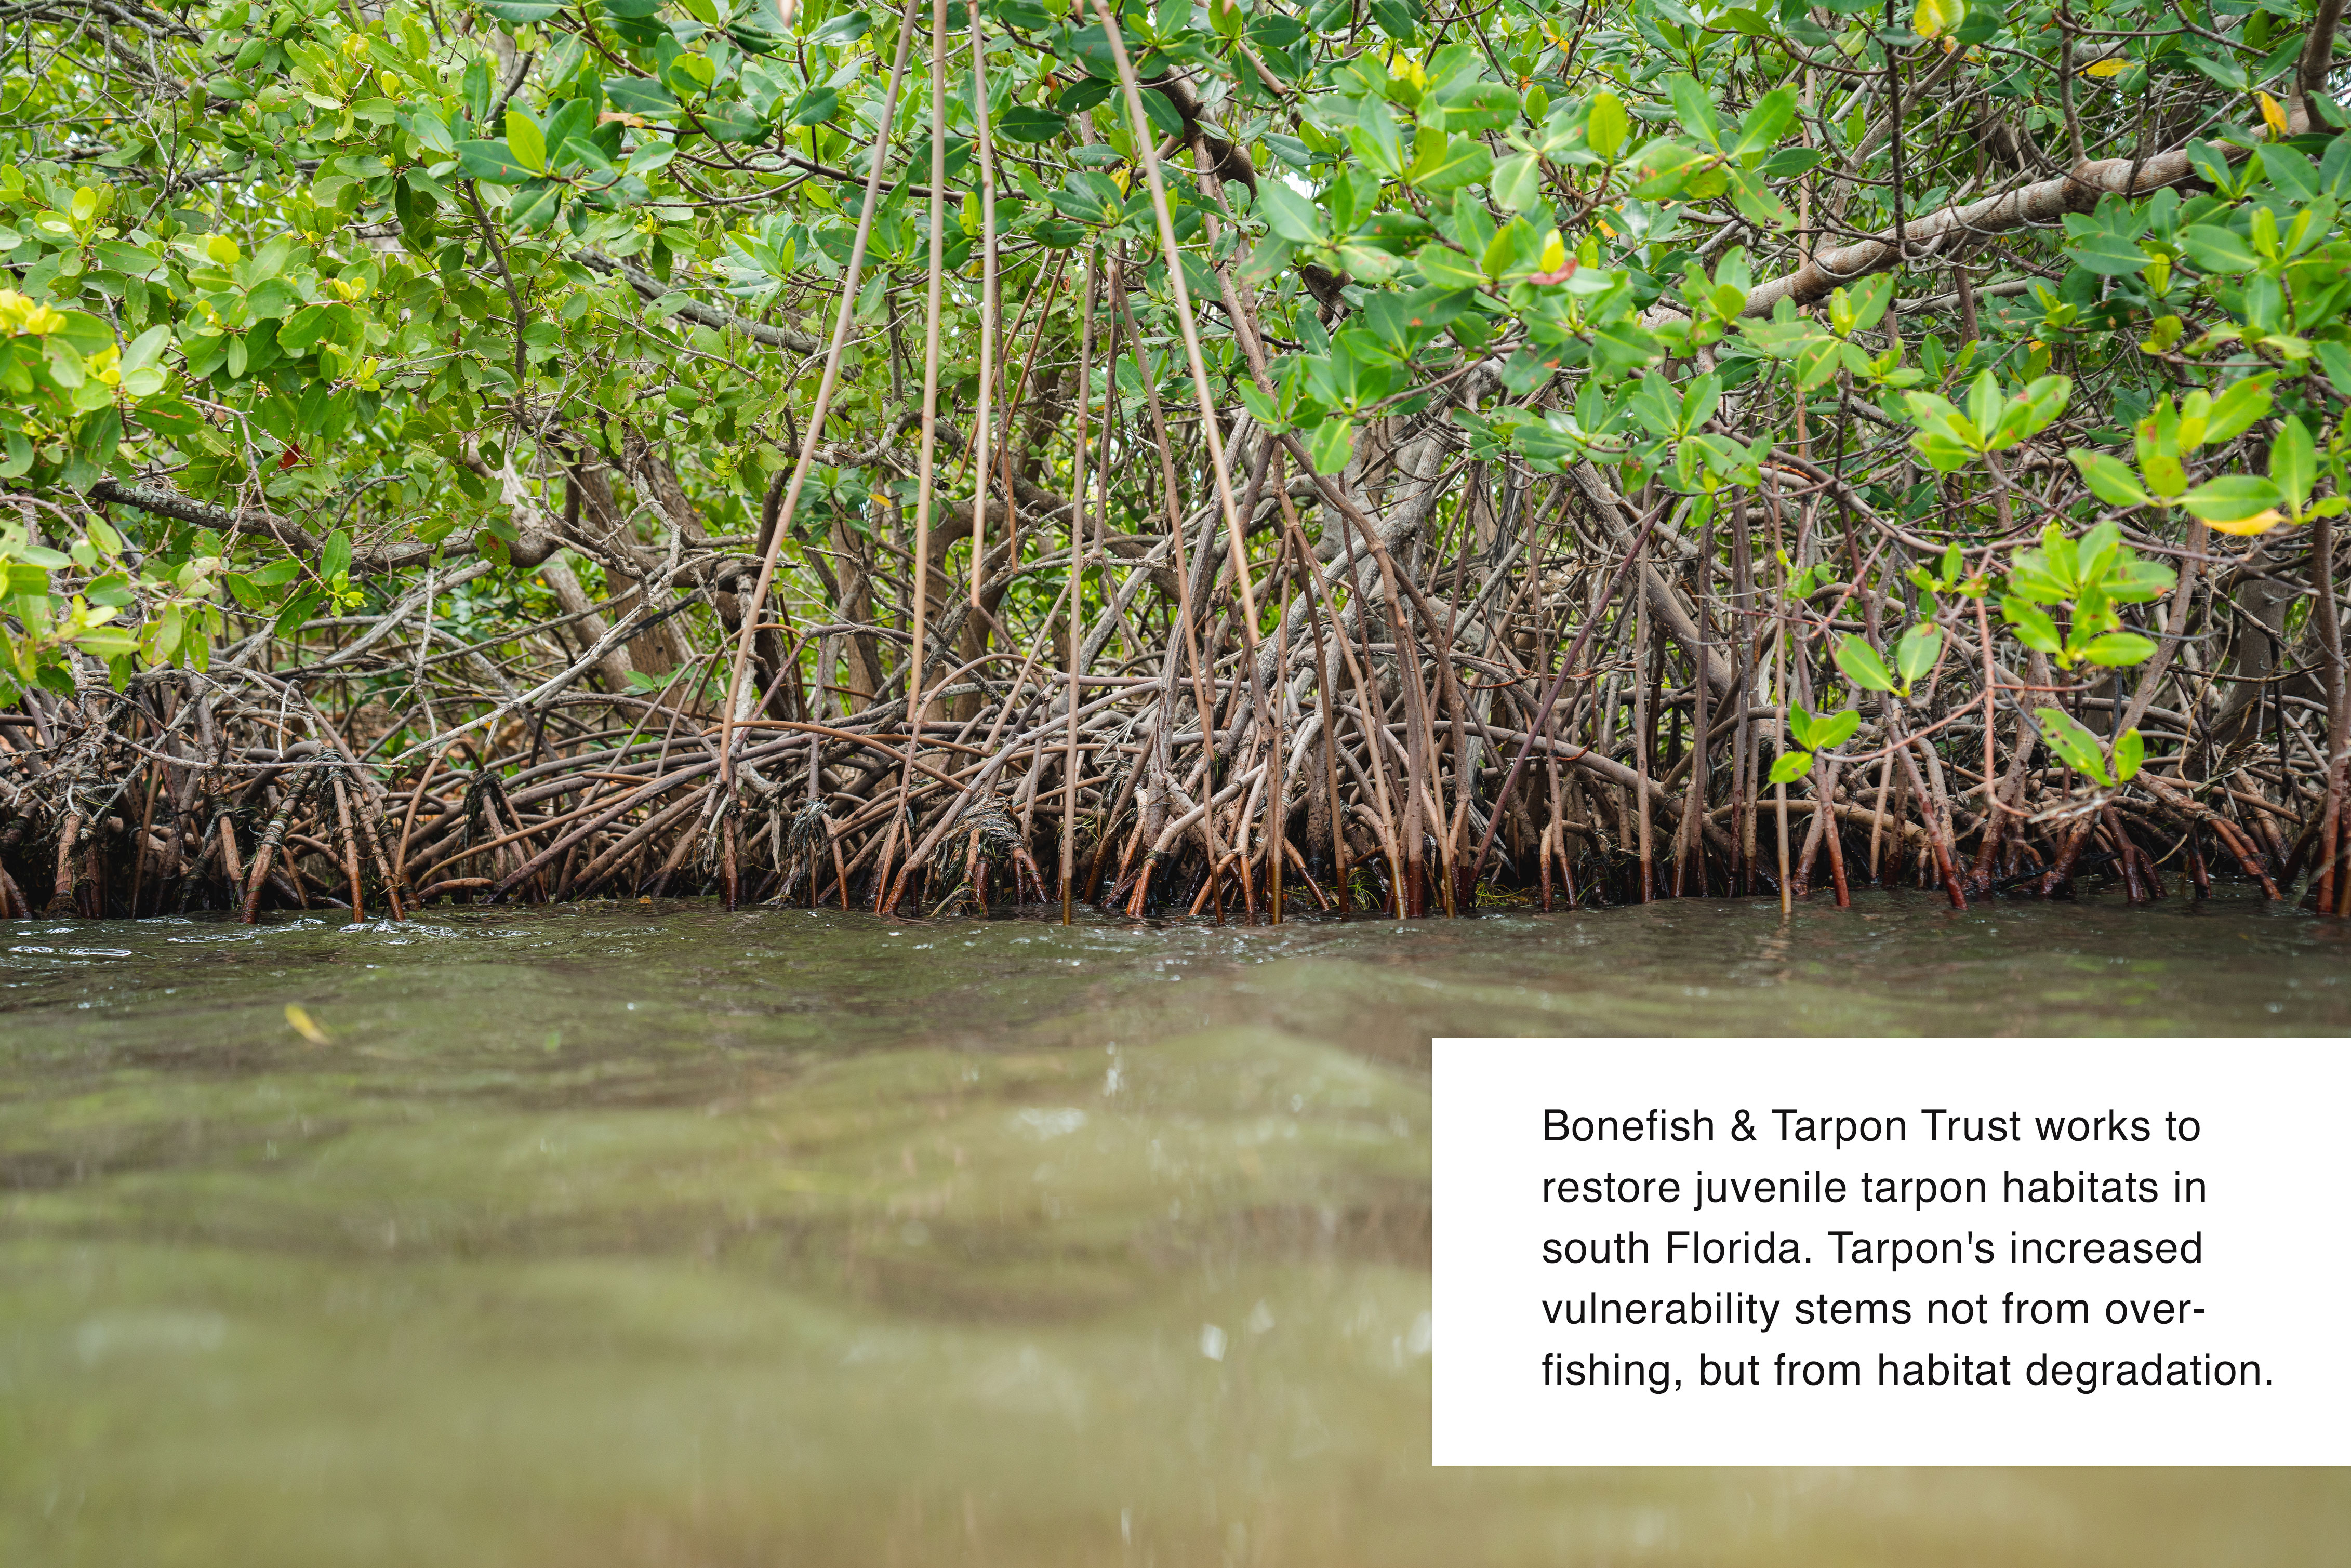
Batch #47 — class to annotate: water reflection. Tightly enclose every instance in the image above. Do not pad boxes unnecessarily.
[0,890,2344,1564]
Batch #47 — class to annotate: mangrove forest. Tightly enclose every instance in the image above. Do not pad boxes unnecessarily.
[3,0,2349,922]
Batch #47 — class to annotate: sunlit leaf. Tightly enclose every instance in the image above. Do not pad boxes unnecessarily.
[2070,449,2150,507]
[1895,622,1943,687]
[1832,633,1895,693]
[1586,91,1627,160]
[2179,473,2284,525]
[2036,707,2113,786]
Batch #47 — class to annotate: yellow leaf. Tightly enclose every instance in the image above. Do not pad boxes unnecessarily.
[1912,0,1964,41]
[2259,91,2290,140]
[2208,509,2287,536]
[0,288,67,336]
[285,1004,330,1044]
[1537,229,1568,274]
[2082,56,2129,78]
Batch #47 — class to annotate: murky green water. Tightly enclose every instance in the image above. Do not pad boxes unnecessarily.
[3,889,2346,1566]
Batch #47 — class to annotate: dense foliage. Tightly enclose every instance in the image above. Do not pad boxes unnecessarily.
[2,0,2348,918]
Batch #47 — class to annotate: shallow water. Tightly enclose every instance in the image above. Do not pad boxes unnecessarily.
[3,888,2346,1565]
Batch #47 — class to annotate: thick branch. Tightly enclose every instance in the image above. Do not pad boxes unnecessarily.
[1742,154,2195,317]
[580,250,824,354]
[1746,35,2346,318]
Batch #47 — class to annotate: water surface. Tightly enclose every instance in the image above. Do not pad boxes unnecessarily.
[4,889,2345,1565]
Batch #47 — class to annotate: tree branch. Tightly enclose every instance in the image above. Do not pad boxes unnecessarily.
[579,250,824,354]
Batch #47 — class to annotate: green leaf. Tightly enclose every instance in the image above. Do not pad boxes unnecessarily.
[1587,320,1665,375]
[1410,134,1493,194]
[120,323,172,374]
[1057,76,1113,114]
[1723,165,1793,230]
[996,105,1066,143]
[409,109,458,157]
[1346,99,1405,178]
[505,109,547,174]
[701,105,770,144]
[2179,223,2260,273]
[1434,81,1521,135]
[1586,91,1627,160]
[805,8,871,44]
[1479,219,1521,281]
[2070,448,2151,507]
[1257,180,1324,244]
[2272,413,2315,512]
[2079,631,2159,666]
[132,397,202,438]
[1814,708,1860,749]
[1665,75,1720,148]
[1913,0,1965,37]
[605,78,680,119]
[277,304,338,356]
[322,528,352,582]
[1994,376,2071,446]
[2036,706,2113,785]
[2068,230,2151,275]
[273,587,323,637]
[1307,416,1354,475]
[1785,702,1820,750]
[70,626,137,659]
[2076,518,2124,588]
[2103,553,2177,602]
[787,87,840,128]
[1246,12,1306,48]
[1137,87,1184,139]
[1964,370,2001,439]
[2140,450,2189,499]
[1491,151,1544,212]
[626,140,677,175]
[2203,375,2274,441]
[1732,87,1797,158]
[1900,391,1963,433]
[1895,621,1943,687]
[2178,473,2284,525]
[1236,380,1283,427]
[1840,273,1895,335]
[2183,54,2250,95]
[2112,727,2144,782]
[245,278,301,321]
[1832,633,1895,693]
[2315,340,2351,399]
[456,140,534,184]
[509,178,564,231]
[1762,145,1826,179]
[1412,239,1489,290]
[1794,334,1848,391]
[1768,750,1814,783]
